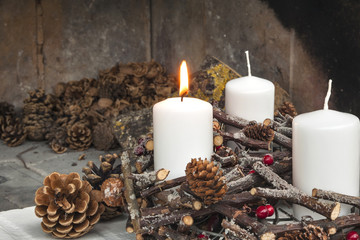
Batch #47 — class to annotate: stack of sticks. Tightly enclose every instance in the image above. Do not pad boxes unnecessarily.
[116,107,360,240]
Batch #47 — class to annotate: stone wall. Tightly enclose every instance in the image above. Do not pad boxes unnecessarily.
[0,0,330,115]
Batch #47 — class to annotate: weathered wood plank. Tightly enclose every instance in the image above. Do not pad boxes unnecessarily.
[0,0,38,109]
[42,0,151,92]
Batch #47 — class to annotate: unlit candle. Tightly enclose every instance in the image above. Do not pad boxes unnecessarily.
[292,80,360,219]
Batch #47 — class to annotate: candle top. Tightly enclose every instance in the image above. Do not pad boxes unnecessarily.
[226,76,274,93]
[153,97,212,112]
[294,109,359,129]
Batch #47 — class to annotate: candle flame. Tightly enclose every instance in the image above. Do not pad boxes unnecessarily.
[179,60,189,100]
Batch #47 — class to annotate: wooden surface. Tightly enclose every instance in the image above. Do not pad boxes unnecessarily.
[0,0,329,115]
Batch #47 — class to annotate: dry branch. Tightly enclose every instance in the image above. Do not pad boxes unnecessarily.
[219,130,270,150]
[227,159,291,194]
[252,161,340,220]
[211,203,275,240]
[140,176,186,198]
[130,168,169,189]
[313,188,360,208]
[121,151,141,233]
[221,219,257,240]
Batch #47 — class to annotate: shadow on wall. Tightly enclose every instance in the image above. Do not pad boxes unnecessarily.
[263,0,360,117]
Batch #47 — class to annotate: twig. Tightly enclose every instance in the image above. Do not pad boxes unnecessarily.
[121,151,141,233]
[16,146,38,169]
[221,219,257,240]
[219,130,270,150]
[140,176,186,198]
[312,188,360,208]
[251,162,340,220]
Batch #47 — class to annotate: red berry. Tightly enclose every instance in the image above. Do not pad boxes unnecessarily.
[347,231,360,240]
[197,233,208,239]
[256,205,268,219]
[263,154,274,165]
[265,204,275,217]
[215,145,222,151]
[134,145,145,156]
[248,170,255,174]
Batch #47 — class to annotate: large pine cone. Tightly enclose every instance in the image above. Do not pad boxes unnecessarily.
[82,154,123,220]
[277,224,328,240]
[185,158,227,205]
[66,122,92,151]
[1,115,27,147]
[34,172,105,238]
[243,121,275,143]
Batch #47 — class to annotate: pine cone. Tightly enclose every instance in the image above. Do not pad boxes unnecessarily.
[185,158,227,205]
[82,154,123,220]
[23,89,61,141]
[92,120,117,151]
[243,121,275,143]
[0,101,15,116]
[61,78,98,107]
[215,145,234,157]
[277,225,329,240]
[0,101,16,137]
[47,125,68,153]
[66,122,92,151]
[277,101,297,117]
[1,115,27,147]
[34,172,105,238]
[100,178,124,207]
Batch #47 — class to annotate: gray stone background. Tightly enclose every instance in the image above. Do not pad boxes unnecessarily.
[1,0,338,116]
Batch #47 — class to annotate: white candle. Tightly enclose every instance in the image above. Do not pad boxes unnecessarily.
[225,51,275,122]
[153,61,213,179]
[293,80,360,219]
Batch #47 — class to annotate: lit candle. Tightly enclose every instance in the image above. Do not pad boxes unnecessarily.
[153,61,213,179]
[225,51,275,122]
[293,80,360,219]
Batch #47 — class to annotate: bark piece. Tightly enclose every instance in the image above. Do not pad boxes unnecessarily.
[121,151,141,233]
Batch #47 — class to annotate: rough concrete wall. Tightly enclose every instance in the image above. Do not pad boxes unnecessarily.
[0,0,326,114]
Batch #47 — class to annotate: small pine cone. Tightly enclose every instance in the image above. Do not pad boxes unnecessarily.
[34,172,105,238]
[215,145,234,157]
[243,121,275,143]
[0,101,15,116]
[100,178,124,207]
[185,158,227,205]
[278,101,297,117]
[277,225,328,240]
[92,120,117,151]
[47,126,68,153]
[66,122,92,151]
[82,154,123,220]
[1,115,27,147]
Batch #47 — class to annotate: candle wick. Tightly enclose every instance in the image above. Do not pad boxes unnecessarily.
[245,50,252,77]
[323,79,333,110]
[180,90,188,102]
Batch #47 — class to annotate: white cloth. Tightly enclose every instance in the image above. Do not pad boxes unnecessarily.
[0,206,135,239]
